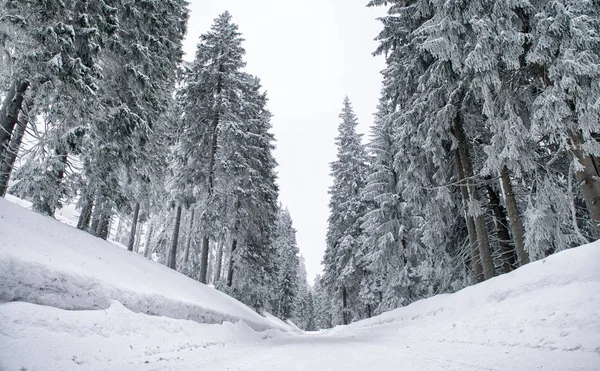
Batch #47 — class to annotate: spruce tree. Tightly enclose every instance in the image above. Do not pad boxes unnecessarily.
[323,97,369,325]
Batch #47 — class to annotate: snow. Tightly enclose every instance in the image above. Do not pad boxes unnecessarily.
[2,197,600,370]
[0,197,292,332]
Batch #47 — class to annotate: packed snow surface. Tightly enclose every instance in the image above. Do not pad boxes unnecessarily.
[0,198,289,332]
[2,198,600,370]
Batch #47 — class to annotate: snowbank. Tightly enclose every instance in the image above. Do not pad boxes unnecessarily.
[330,241,600,354]
[0,198,290,332]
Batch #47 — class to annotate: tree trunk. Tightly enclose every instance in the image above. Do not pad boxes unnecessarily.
[97,212,111,240]
[0,109,28,196]
[134,221,143,253]
[342,287,349,325]
[455,149,483,282]
[77,195,94,231]
[207,240,214,285]
[213,240,224,283]
[0,80,29,161]
[115,217,124,243]
[570,132,600,230]
[169,205,182,270]
[183,208,195,264]
[227,237,237,287]
[144,223,154,258]
[198,236,210,283]
[486,182,516,273]
[500,166,530,266]
[127,202,140,252]
[454,114,495,280]
[89,196,102,235]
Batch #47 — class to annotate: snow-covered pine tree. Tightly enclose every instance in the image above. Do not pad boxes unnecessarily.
[176,11,248,283]
[360,101,412,314]
[176,13,279,309]
[526,0,600,233]
[225,76,279,310]
[323,97,370,325]
[271,207,300,320]
[292,257,315,330]
[3,0,109,213]
[312,274,333,330]
[79,0,188,236]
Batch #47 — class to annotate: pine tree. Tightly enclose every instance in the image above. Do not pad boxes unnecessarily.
[177,13,279,309]
[271,207,300,320]
[323,97,370,325]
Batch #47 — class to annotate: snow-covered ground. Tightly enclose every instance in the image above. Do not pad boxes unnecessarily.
[1,198,600,370]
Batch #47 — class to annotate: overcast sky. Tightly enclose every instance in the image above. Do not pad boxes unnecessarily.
[184,1,386,283]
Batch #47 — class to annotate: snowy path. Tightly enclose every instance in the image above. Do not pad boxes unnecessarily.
[2,292,599,371]
[182,331,599,371]
[2,198,599,370]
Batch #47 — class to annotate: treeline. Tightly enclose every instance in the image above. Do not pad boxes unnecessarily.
[317,0,600,328]
[0,3,312,326]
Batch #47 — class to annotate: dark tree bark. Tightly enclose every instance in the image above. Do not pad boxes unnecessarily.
[342,287,349,325]
[570,133,600,231]
[0,80,29,162]
[183,208,195,264]
[127,202,140,252]
[226,237,238,287]
[454,114,495,280]
[486,181,517,273]
[0,109,28,196]
[500,166,530,266]
[78,195,94,231]
[97,212,111,240]
[168,205,182,270]
[199,236,210,283]
[455,149,483,282]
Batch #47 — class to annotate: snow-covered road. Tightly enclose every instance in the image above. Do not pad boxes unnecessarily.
[2,274,599,371]
[2,198,599,370]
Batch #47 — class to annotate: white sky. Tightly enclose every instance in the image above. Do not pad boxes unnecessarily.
[184,0,386,283]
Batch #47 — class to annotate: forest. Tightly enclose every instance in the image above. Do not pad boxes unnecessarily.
[1,0,599,332]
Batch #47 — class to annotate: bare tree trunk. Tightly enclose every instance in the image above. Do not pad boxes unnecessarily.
[342,287,349,325]
[199,236,210,284]
[454,115,495,280]
[89,196,102,235]
[0,105,29,196]
[0,80,29,162]
[500,166,530,266]
[115,217,124,242]
[207,240,214,285]
[77,195,94,231]
[144,223,154,258]
[183,208,195,264]
[127,202,140,252]
[213,240,224,283]
[570,132,600,231]
[455,149,483,282]
[134,221,143,253]
[226,237,237,287]
[486,182,516,273]
[97,212,111,240]
[168,205,182,270]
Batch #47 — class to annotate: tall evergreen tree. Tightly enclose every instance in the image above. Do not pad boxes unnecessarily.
[323,97,370,325]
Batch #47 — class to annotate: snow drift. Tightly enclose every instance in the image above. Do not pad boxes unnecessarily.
[1,198,599,370]
[0,198,289,332]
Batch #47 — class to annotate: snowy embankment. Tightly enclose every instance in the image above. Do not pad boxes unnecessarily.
[1,198,599,370]
[0,198,290,332]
